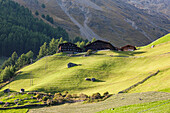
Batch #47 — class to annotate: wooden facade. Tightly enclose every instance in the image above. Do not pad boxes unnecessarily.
[84,40,116,51]
[58,42,82,54]
[120,45,137,51]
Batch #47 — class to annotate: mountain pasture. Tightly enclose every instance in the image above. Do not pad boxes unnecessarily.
[1,41,170,95]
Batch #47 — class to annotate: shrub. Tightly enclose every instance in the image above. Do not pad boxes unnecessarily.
[86,49,93,56]
[35,94,41,99]
[46,99,51,105]
[103,95,110,100]
[53,96,65,104]
[79,93,88,100]
[63,91,68,97]
[65,94,72,99]
[92,93,101,99]
[72,94,78,98]
[42,96,48,101]
[54,93,62,97]
[103,91,109,97]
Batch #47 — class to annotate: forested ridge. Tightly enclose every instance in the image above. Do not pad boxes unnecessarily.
[0,0,69,57]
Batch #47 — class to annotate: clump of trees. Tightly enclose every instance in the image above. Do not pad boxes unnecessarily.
[0,0,69,57]
[0,51,34,82]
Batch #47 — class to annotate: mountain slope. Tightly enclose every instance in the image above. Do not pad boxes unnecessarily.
[122,0,170,19]
[12,0,170,47]
[1,38,170,95]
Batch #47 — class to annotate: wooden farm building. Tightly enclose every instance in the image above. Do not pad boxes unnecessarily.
[120,45,137,51]
[58,42,82,54]
[84,40,116,51]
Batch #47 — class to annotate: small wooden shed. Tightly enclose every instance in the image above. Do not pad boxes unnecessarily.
[120,45,137,51]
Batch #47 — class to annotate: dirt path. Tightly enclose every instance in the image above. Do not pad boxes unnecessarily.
[29,91,170,113]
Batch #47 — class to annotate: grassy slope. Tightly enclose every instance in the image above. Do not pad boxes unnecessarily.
[141,33,170,48]
[97,99,170,113]
[1,41,170,95]
[0,109,28,113]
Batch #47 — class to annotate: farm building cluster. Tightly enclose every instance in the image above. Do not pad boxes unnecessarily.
[58,40,136,54]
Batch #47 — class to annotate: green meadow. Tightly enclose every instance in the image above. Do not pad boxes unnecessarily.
[97,99,170,113]
[1,41,170,95]
[0,34,170,113]
[141,33,170,49]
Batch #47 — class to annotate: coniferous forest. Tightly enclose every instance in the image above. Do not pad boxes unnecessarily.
[0,0,69,57]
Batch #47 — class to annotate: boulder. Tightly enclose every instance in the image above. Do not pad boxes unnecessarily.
[85,78,91,81]
[3,89,10,93]
[91,78,96,82]
[151,45,155,48]
[20,88,25,93]
[67,62,78,68]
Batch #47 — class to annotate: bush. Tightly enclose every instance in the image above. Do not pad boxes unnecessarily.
[65,94,72,99]
[72,94,78,98]
[79,93,88,100]
[92,93,101,99]
[53,96,65,104]
[86,49,93,56]
[54,93,62,97]
[0,66,15,82]
[35,94,41,99]
[103,92,109,97]
[42,96,48,101]
[103,95,110,100]
[46,99,51,105]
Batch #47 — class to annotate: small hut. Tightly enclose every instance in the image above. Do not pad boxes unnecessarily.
[120,45,137,51]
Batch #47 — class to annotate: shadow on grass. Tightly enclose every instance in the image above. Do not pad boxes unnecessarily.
[113,51,146,56]
[14,72,38,80]
[94,79,105,82]
[90,50,146,57]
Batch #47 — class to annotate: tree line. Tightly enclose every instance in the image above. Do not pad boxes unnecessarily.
[0,0,69,57]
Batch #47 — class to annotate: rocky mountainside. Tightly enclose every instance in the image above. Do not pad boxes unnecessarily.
[122,0,170,19]
[12,0,170,47]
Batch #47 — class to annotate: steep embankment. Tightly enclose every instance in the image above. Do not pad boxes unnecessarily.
[1,37,170,95]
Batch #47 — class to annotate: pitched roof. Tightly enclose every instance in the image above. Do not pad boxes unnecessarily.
[58,42,77,48]
[121,45,136,49]
[84,40,114,48]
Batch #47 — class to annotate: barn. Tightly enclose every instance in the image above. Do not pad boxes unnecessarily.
[84,40,116,51]
[120,45,137,51]
[58,42,82,54]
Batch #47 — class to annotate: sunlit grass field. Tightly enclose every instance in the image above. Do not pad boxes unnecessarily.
[1,41,169,95]
[97,99,170,113]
